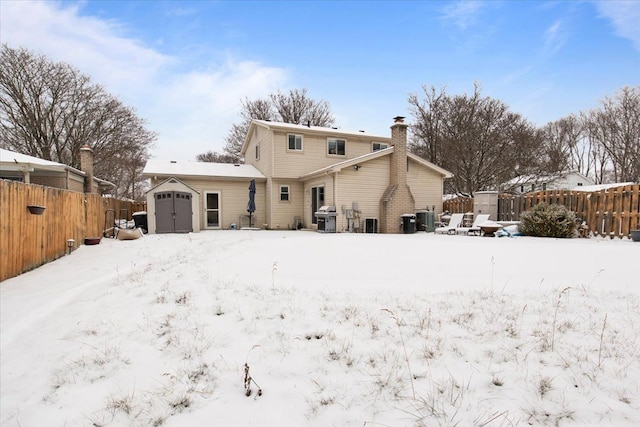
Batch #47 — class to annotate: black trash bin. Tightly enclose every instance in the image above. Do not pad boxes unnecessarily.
[132,211,148,233]
[401,214,416,234]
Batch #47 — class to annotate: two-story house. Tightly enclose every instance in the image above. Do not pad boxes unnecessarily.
[142,117,452,234]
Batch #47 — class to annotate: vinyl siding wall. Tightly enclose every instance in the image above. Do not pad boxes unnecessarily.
[187,178,266,230]
[407,159,445,214]
[272,130,391,178]
[334,157,391,232]
[245,125,274,177]
[268,179,304,230]
[147,177,266,231]
[30,174,85,192]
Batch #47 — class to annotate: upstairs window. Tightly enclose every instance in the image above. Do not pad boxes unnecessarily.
[328,138,346,156]
[255,144,260,160]
[372,142,388,151]
[288,134,303,151]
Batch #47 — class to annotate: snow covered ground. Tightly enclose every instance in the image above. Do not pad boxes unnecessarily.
[1,231,639,426]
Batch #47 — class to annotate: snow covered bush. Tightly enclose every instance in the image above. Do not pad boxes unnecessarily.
[519,203,577,238]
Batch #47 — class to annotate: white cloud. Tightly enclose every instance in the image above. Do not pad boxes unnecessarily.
[148,60,287,160]
[0,0,289,160]
[440,0,483,30]
[594,0,640,52]
[544,20,566,55]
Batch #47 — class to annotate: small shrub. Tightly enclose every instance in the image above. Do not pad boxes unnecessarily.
[518,203,577,238]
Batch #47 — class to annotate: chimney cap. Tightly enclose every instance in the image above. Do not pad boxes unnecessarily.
[80,145,93,151]
[393,116,405,124]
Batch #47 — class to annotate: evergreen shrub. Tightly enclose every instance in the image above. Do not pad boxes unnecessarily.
[518,203,577,238]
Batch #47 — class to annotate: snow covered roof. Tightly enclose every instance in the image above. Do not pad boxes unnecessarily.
[299,148,453,181]
[241,119,391,155]
[1,148,75,170]
[0,148,115,188]
[251,119,389,139]
[571,182,636,191]
[142,159,266,179]
[300,147,393,180]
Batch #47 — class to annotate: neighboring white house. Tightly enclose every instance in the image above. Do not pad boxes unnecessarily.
[502,171,595,194]
[0,147,114,194]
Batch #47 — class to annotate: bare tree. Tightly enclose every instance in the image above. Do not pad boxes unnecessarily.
[214,89,335,162]
[409,83,543,195]
[0,45,156,199]
[196,150,239,163]
[540,117,580,174]
[270,88,334,126]
[408,85,447,165]
[584,86,640,183]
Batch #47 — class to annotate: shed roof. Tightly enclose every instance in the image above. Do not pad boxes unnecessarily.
[143,159,266,180]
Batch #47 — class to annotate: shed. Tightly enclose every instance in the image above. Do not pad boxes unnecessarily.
[146,177,200,234]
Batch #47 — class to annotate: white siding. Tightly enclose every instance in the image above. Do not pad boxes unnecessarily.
[148,177,265,231]
[269,179,304,229]
[407,158,445,214]
[272,130,391,178]
[335,157,390,231]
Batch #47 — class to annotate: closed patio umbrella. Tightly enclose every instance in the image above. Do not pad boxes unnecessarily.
[247,179,256,228]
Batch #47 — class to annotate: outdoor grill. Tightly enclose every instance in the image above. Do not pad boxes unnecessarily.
[315,205,337,233]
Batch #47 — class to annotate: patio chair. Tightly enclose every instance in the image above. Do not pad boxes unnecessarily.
[455,214,491,236]
[434,213,465,234]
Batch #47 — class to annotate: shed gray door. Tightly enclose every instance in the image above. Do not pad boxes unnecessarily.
[155,191,193,233]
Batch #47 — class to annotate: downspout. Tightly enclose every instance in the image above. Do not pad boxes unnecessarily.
[332,171,339,231]
[270,132,275,229]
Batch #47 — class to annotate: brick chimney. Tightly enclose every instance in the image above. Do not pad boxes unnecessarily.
[79,145,95,193]
[390,116,408,187]
[379,116,415,233]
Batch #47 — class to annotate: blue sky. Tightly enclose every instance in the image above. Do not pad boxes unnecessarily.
[1,1,639,161]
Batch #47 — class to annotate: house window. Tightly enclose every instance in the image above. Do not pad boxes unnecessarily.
[542,182,547,191]
[288,134,303,151]
[577,182,583,186]
[328,138,346,156]
[280,185,290,201]
[372,142,388,152]
[255,144,260,160]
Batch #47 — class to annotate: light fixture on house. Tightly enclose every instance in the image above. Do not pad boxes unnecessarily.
[354,165,361,171]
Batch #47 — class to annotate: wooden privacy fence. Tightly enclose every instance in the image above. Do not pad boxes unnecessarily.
[443,196,474,214]
[498,185,640,238]
[1,180,146,282]
[445,185,640,238]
